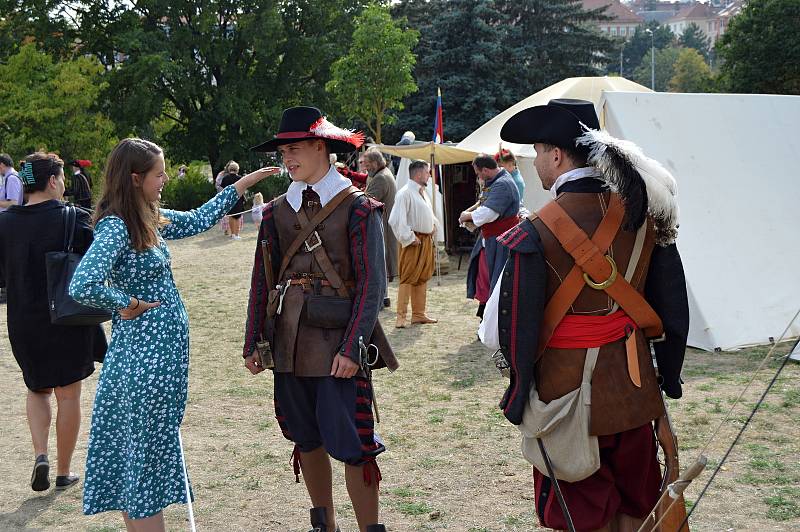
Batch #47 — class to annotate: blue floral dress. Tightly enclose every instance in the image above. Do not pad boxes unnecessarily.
[69,186,239,518]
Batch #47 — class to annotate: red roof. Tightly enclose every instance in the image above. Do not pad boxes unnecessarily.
[668,2,718,22]
[582,0,645,24]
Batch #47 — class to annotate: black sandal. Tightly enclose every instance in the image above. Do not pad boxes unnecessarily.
[31,454,50,492]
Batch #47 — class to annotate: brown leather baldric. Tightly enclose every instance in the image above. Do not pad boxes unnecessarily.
[271,190,361,376]
[530,191,664,436]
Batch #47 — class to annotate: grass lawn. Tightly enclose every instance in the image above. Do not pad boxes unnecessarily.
[1,221,798,531]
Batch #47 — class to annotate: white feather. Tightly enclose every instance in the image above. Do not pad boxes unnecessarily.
[577,128,679,245]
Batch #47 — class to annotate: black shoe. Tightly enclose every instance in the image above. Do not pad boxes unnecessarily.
[31,454,49,492]
[55,474,79,490]
[383,297,391,308]
[366,525,387,532]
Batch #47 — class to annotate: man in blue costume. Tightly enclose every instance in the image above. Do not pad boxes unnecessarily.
[459,154,520,318]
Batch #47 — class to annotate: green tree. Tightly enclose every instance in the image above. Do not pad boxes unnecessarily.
[716,0,800,94]
[392,0,616,143]
[0,0,76,58]
[72,1,370,171]
[679,22,711,61]
[326,4,419,143]
[0,44,116,168]
[618,22,675,79]
[632,46,681,92]
[496,0,617,100]
[391,0,508,141]
[669,48,713,92]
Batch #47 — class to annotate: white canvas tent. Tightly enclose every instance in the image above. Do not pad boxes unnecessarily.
[601,91,800,351]
[457,76,652,211]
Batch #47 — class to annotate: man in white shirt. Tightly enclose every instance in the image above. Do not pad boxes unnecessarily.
[388,160,437,328]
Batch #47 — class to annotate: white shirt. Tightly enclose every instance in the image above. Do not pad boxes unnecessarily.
[550,167,602,198]
[471,205,500,226]
[286,165,352,212]
[389,180,437,247]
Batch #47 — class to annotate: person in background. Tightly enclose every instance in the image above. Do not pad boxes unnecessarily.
[66,160,93,209]
[220,161,245,240]
[0,153,23,304]
[251,192,266,226]
[495,149,525,207]
[363,149,398,307]
[388,160,437,328]
[0,152,107,492]
[69,137,279,531]
[459,154,520,319]
[216,160,236,235]
[177,165,187,178]
[391,130,415,174]
[0,153,23,212]
[333,152,368,190]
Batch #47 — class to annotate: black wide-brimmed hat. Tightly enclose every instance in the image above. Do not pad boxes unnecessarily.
[251,106,364,153]
[500,99,600,156]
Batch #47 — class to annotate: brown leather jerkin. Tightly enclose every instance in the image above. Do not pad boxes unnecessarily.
[529,192,664,436]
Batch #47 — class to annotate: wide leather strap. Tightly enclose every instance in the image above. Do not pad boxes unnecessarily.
[535,194,664,357]
[276,186,360,285]
[296,207,351,298]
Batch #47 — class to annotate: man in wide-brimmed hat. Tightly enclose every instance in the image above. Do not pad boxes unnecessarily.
[480,99,690,530]
[243,106,396,532]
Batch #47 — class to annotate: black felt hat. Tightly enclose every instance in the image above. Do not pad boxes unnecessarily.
[500,99,600,156]
[251,106,364,153]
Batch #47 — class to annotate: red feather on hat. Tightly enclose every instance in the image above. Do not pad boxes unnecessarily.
[309,117,365,148]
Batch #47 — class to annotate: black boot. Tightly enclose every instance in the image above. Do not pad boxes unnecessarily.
[308,507,342,532]
[309,507,328,532]
[366,525,387,532]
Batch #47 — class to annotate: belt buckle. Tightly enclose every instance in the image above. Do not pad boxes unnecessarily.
[304,230,322,252]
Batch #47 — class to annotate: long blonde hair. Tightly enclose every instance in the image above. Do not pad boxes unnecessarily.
[94,138,169,251]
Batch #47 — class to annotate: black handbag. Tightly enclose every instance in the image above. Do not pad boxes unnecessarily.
[45,206,112,326]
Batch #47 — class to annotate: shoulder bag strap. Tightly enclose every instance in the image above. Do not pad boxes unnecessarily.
[276,186,360,283]
[63,206,77,253]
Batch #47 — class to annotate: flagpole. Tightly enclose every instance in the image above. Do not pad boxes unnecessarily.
[431,88,444,286]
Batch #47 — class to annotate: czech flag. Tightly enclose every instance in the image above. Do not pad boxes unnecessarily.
[432,87,444,143]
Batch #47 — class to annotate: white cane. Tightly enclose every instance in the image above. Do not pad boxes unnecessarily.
[178,429,197,532]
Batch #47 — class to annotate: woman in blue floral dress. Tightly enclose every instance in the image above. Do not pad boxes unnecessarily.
[69,138,278,530]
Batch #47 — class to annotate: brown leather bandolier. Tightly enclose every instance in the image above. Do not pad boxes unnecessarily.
[530,192,665,436]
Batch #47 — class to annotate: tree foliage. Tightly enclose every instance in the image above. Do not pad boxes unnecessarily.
[0,44,116,167]
[326,4,419,143]
[632,46,681,92]
[669,48,713,93]
[71,0,371,172]
[679,22,711,61]
[391,0,616,143]
[0,0,76,59]
[616,22,675,79]
[716,0,800,95]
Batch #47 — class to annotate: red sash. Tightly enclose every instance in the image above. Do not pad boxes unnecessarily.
[547,310,637,349]
[480,215,519,238]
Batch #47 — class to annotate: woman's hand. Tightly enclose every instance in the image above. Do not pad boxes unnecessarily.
[119,297,161,320]
[235,167,282,196]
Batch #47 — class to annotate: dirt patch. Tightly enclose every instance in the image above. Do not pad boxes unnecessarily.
[1,222,798,531]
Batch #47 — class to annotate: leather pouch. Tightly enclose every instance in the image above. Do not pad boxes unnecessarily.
[302,295,352,329]
[255,339,274,369]
[267,288,280,318]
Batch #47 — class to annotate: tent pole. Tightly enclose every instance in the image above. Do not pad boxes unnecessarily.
[431,150,441,286]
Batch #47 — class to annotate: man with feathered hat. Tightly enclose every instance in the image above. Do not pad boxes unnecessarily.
[242,106,397,532]
[480,99,689,530]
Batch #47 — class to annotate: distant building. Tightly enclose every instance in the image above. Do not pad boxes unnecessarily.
[665,0,744,44]
[582,0,645,39]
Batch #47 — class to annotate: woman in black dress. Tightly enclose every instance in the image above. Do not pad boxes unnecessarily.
[219,161,245,239]
[0,152,107,492]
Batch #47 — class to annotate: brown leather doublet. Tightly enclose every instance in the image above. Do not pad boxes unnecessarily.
[272,190,358,376]
[533,191,664,436]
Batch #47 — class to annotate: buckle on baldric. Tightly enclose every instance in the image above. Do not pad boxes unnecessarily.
[304,230,322,252]
[582,254,618,290]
